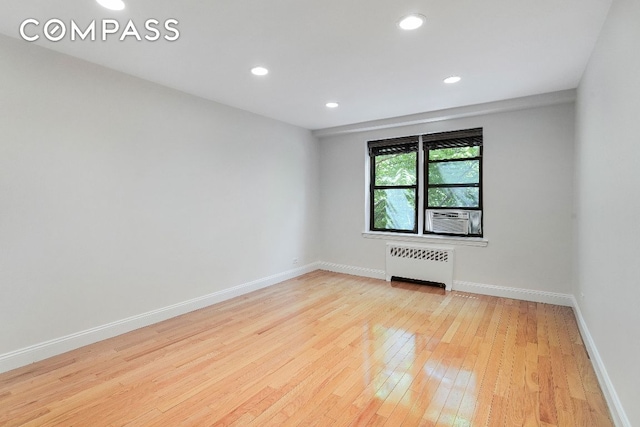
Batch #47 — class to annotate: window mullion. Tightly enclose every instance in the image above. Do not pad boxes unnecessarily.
[417,136,424,235]
[428,183,480,188]
[372,185,417,190]
[428,156,482,164]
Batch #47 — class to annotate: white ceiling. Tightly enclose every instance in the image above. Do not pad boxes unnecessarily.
[0,0,612,130]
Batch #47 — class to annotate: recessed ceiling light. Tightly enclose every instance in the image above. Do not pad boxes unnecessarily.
[444,76,462,84]
[251,66,269,76]
[326,102,339,109]
[398,14,425,31]
[96,0,125,11]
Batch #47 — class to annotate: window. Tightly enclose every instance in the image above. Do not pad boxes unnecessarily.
[368,128,483,237]
[424,128,483,236]
[368,136,419,233]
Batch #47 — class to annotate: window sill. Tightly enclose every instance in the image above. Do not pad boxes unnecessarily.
[362,231,488,247]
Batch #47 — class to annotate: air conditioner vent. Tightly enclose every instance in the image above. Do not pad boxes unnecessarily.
[425,210,482,235]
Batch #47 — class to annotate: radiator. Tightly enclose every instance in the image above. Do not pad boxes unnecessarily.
[385,243,454,291]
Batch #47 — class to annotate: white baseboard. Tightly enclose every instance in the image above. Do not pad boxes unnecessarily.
[0,262,320,374]
[570,296,631,427]
[317,262,573,306]
[453,280,573,306]
[317,261,385,280]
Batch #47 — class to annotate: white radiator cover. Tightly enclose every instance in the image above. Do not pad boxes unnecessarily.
[385,243,455,291]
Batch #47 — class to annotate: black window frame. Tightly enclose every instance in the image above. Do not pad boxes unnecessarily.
[367,128,483,237]
[423,128,483,237]
[368,136,419,234]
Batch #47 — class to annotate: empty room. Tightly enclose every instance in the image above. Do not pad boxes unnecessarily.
[0,0,638,426]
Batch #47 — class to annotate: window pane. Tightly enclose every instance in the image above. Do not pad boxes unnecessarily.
[429,146,480,161]
[375,152,417,186]
[428,160,479,184]
[428,187,479,208]
[373,188,416,231]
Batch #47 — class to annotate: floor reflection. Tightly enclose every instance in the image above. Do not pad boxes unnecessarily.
[361,323,417,404]
[360,320,476,425]
[374,325,415,402]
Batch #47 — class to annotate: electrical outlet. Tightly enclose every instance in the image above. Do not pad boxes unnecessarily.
[580,292,585,299]
[293,258,298,265]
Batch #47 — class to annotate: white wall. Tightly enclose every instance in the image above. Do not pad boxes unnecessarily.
[574,0,640,424]
[0,34,319,357]
[318,102,575,295]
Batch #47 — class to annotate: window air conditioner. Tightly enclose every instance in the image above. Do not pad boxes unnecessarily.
[426,210,470,235]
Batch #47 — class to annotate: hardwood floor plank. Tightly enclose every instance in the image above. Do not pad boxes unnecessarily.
[426,299,480,424]
[471,300,507,426]
[0,272,614,426]
[538,354,558,426]
[452,337,490,426]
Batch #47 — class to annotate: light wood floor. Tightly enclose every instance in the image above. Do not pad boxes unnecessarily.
[0,271,612,426]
